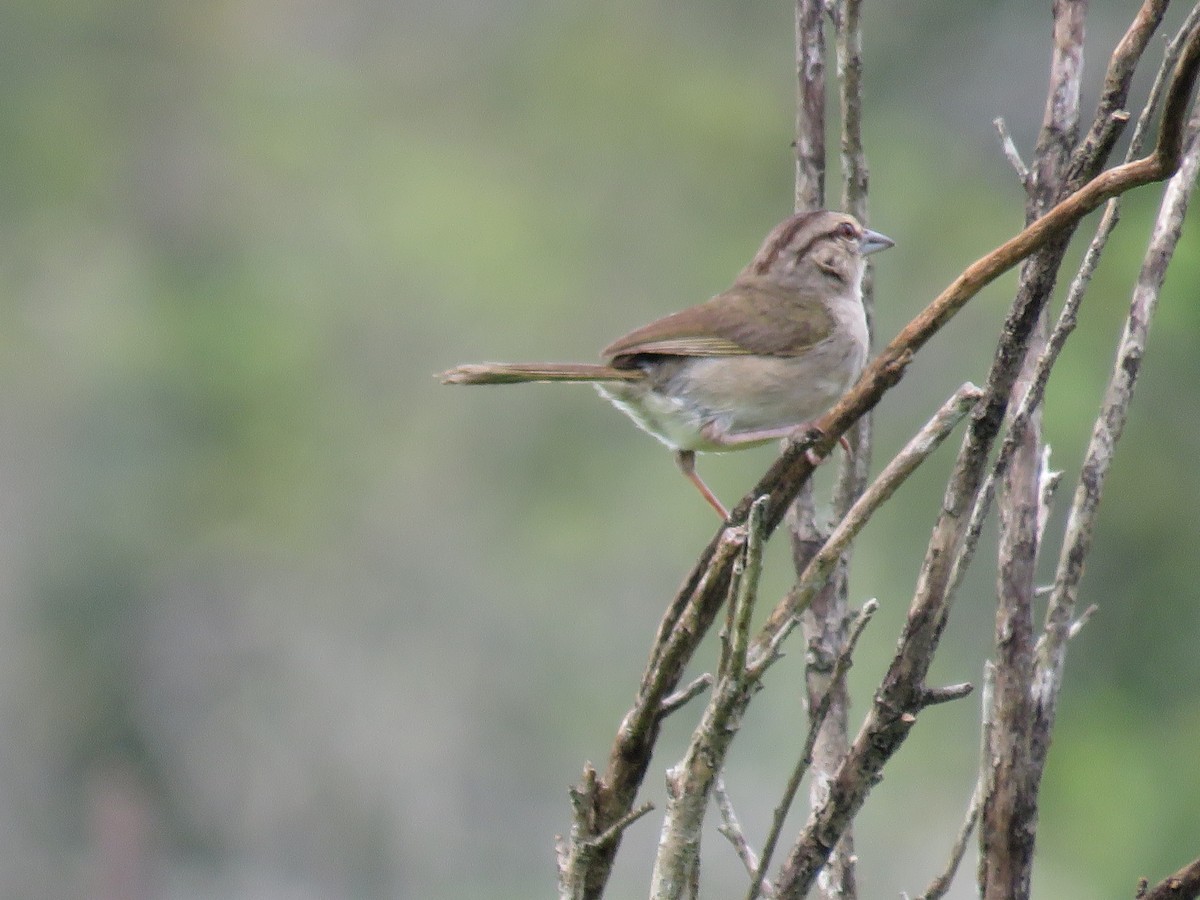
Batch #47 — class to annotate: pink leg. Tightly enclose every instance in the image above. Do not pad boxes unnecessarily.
[675,450,729,519]
[700,422,850,465]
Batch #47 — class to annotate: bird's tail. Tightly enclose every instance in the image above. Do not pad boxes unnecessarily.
[439,362,643,385]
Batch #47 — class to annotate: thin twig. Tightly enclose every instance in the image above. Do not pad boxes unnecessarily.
[994,117,1031,188]
[1034,113,1200,726]
[1036,445,1062,544]
[649,498,769,900]
[660,674,714,717]
[945,3,1200,607]
[920,683,975,707]
[1066,603,1098,640]
[751,385,983,675]
[916,662,995,900]
[715,776,774,897]
[746,600,879,900]
[589,801,655,851]
[1136,853,1200,900]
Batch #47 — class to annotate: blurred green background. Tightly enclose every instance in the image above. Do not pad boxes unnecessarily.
[2,1,1198,898]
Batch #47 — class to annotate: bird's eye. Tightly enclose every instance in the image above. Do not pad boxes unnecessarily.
[836,221,858,240]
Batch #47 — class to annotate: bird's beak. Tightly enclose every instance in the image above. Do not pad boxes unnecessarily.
[860,228,895,255]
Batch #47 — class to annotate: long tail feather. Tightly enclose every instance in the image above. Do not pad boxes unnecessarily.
[439,362,643,385]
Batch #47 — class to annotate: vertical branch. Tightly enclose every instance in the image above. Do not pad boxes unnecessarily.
[649,499,769,900]
[916,664,996,900]
[790,544,855,900]
[831,0,873,495]
[835,0,869,220]
[788,0,828,653]
[795,3,870,897]
[982,2,1085,896]
[1035,114,1200,757]
[795,0,827,211]
[788,4,838,892]
[944,0,1191,647]
[772,13,1200,897]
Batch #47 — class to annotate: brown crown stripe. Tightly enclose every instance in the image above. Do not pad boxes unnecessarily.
[748,210,830,276]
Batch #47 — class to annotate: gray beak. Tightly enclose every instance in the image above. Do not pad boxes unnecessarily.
[860,228,895,255]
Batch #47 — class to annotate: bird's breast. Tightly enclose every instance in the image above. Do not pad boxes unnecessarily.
[595,319,867,453]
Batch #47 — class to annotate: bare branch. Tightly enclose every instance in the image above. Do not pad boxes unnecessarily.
[573,21,1200,896]
[943,187,1110,605]
[1067,0,1171,189]
[916,662,995,900]
[645,527,746,678]
[559,766,654,899]
[1066,603,1098,640]
[797,4,871,894]
[835,0,868,220]
[1035,113,1200,726]
[830,0,876,514]
[660,674,714,718]
[1036,446,1062,544]
[727,499,766,678]
[751,385,983,675]
[919,683,975,707]
[944,3,1200,610]
[748,599,878,900]
[981,4,1087,893]
[794,0,826,210]
[715,776,774,897]
[1137,854,1200,900]
[591,802,655,852]
[650,498,769,900]
[1128,6,1200,162]
[768,27,1200,895]
[788,503,855,900]
[994,117,1031,188]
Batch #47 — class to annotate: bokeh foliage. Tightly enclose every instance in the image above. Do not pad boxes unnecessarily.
[1,1,1197,897]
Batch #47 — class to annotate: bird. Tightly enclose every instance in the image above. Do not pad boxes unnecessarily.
[440,209,893,518]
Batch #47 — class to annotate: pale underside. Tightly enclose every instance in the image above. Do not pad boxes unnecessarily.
[597,334,866,453]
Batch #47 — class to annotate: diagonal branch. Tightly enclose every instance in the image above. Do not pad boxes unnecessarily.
[769,18,1200,899]
[568,18,1200,898]
[944,0,1200,623]
[749,384,983,674]
[1035,112,1200,748]
[649,498,770,900]
[1067,0,1171,190]
[1137,854,1200,900]
[746,598,879,900]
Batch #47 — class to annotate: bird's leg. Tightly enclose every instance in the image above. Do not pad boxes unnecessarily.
[675,450,729,519]
[699,422,852,466]
[678,424,855,518]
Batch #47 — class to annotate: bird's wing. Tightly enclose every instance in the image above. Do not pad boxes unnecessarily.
[602,279,835,361]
